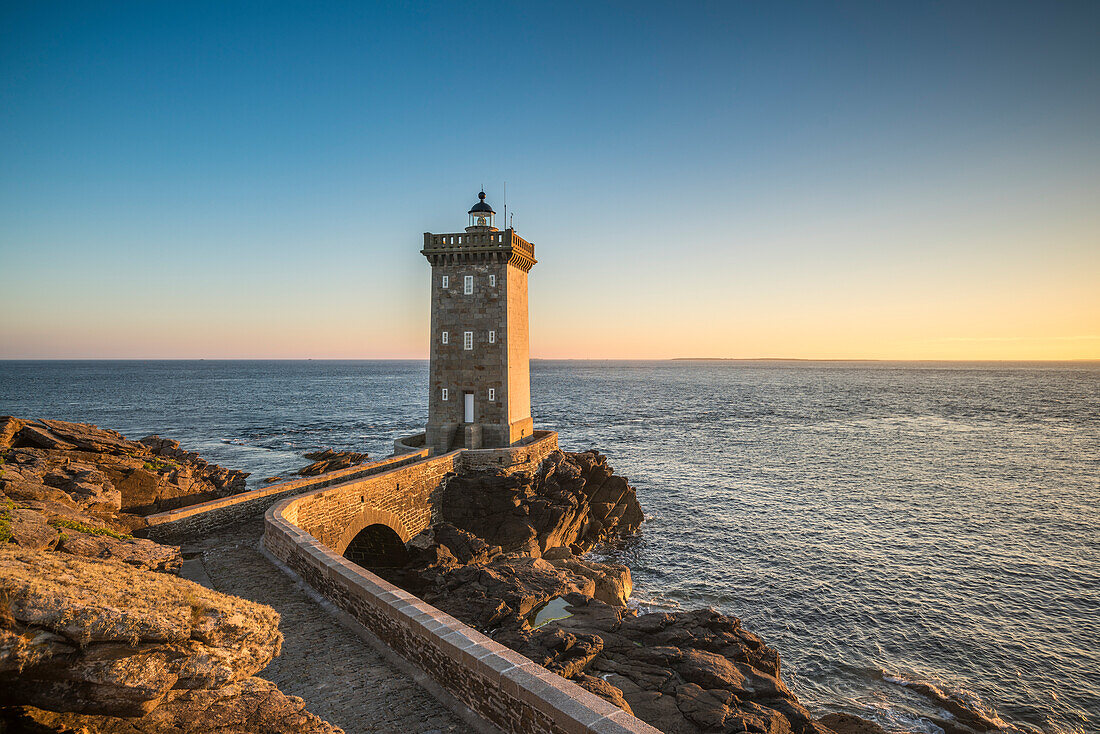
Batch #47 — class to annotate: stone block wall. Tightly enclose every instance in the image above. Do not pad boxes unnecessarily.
[422,227,536,453]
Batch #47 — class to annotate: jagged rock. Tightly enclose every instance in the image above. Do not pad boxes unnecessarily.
[885,679,1005,733]
[0,547,282,717]
[424,555,595,630]
[7,508,60,551]
[548,554,632,606]
[371,448,833,734]
[443,449,643,557]
[0,416,23,450]
[520,603,832,734]
[406,522,501,568]
[17,677,344,734]
[0,417,250,516]
[295,448,370,477]
[57,529,182,573]
[819,713,896,734]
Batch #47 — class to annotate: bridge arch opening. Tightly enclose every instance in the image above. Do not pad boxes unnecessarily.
[343,524,409,568]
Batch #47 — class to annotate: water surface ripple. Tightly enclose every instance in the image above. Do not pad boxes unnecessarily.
[1,360,1096,733]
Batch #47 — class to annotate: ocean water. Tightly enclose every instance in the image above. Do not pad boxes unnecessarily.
[1,359,1096,734]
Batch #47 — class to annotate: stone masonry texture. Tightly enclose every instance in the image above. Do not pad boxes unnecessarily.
[185,520,475,734]
[422,226,536,453]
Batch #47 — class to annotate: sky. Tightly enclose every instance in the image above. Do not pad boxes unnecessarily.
[1,1,1098,360]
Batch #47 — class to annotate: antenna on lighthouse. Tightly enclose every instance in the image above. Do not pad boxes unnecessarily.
[503,181,507,232]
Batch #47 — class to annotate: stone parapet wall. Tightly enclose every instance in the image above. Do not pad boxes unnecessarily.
[264,493,660,734]
[460,429,556,472]
[141,450,429,545]
[284,430,559,552]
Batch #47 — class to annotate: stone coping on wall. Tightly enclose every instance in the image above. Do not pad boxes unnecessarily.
[264,483,661,734]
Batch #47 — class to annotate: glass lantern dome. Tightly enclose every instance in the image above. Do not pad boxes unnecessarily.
[467,191,495,229]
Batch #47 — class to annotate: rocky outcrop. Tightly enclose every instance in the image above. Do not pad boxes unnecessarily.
[443,449,644,557]
[503,603,836,734]
[0,418,343,734]
[0,548,342,734]
[819,713,895,734]
[1,417,249,515]
[0,416,257,571]
[296,449,369,477]
[12,677,343,734]
[0,548,281,716]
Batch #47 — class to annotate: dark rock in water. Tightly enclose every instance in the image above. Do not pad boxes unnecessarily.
[819,713,898,734]
[442,449,644,556]
[296,448,369,477]
[885,677,1006,733]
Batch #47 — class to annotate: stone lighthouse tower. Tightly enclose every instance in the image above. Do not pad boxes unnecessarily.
[421,192,537,454]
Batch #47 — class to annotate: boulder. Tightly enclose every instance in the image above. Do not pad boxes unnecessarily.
[819,712,897,734]
[16,677,344,734]
[0,547,282,717]
[295,448,370,477]
[548,554,632,606]
[57,529,183,573]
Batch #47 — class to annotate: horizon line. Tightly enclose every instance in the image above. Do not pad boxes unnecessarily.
[1,357,1098,363]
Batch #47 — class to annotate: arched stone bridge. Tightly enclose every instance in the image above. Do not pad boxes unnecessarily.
[283,431,559,568]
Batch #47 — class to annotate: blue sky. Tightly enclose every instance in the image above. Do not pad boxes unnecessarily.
[2,1,1098,358]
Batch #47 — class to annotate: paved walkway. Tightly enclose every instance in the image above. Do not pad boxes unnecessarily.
[182,521,477,734]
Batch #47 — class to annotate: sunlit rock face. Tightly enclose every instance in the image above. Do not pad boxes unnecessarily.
[442,449,645,557]
[0,547,282,717]
[1,416,249,516]
[0,417,343,734]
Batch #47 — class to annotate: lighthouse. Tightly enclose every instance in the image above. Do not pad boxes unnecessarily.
[421,192,537,453]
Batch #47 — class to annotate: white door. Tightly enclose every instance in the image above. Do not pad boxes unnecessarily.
[464,392,474,423]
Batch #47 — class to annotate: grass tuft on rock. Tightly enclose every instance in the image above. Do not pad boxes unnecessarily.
[0,499,14,543]
[48,518,132,541]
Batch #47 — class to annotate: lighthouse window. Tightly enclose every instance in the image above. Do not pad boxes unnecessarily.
[442,275,449,289]
[489,388,496,401]
[489,274,496,287]
[464,331,473,350]
[489,330,495,344]
[441,331,448,344]
[464,275,474,294]
[441,388,448,401]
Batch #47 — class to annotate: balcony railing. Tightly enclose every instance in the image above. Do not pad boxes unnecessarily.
[424,229,534,259]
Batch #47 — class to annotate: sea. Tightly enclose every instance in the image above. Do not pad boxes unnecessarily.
[1,359,1096,734]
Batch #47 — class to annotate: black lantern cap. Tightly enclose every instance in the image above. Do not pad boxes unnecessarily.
[468,191,495,215]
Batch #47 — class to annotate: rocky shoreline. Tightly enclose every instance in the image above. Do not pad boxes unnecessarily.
[373,450,892,734]
[0,417,340,733]
[0,417,989,734]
